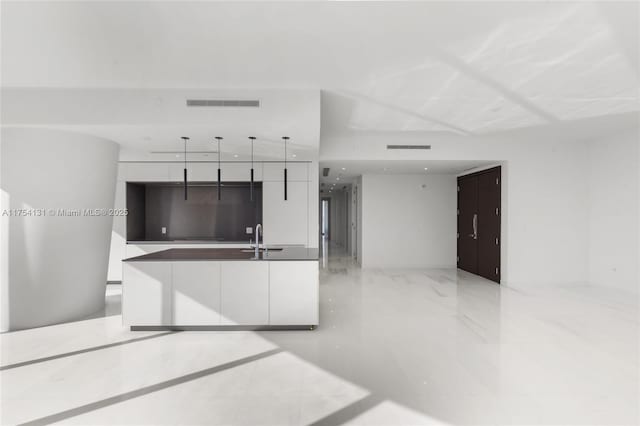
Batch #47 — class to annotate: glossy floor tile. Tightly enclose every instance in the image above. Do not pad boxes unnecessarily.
[1,245,638,425]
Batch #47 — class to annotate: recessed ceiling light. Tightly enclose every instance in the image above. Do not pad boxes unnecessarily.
[336,177,340,180]
[175,154,180,158]
[234,154,238,158]
[341,167,346,170]
[292,154,297,158]
[424,167,429,170]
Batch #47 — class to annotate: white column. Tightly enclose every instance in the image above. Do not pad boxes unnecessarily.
[1,128,119,331]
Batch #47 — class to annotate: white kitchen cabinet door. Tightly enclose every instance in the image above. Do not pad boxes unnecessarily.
[125,163,169,181]
[168,163,217,182]
[220,261,269,325]
[221,163,263,182]
[122,262,172,326]
[262,181,308,246]
[172,262,221,325]
[269,261,319,325]
[263,163,308,181]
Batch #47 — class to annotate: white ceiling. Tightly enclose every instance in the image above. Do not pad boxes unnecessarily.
[1,88,321,160]
[1,1,638,157]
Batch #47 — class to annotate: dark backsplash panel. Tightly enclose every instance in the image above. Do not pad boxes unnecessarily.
[126,182,262,241]
[126,183,146,241]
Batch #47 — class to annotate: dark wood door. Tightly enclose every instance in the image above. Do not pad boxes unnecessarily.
[457,167,501,283]
[477,169,501,282]
[457,175,478,274]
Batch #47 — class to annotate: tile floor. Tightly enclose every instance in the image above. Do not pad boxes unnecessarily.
[1,245,638,425]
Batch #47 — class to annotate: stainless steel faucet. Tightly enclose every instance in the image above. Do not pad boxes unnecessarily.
[254,224,262,257]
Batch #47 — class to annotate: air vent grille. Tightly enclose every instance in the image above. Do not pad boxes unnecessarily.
[186,99,260,107]
[386,144,432,150]
[322,168,330,177]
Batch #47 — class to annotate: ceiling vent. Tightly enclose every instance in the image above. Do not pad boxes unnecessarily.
[186,99,260,107]
[386,144,432,150]
[322,168,330,177]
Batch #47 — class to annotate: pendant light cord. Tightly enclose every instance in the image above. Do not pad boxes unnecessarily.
[249,137,256,202]
[282,136,289,201]
[215,137,223,200]
[181,136,189,200]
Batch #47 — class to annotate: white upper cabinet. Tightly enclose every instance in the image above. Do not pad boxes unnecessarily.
[166,162,262,182]
[124,162,265,182]
[221,162,263,182]
[168,163,216,182]
[124,163,170,181]
[263,163,308,181]
[262,181,308,246]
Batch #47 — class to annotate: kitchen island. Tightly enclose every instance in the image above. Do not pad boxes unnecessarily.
[122,247,319,330]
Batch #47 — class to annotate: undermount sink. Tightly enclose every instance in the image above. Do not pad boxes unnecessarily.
[240,248,284,253]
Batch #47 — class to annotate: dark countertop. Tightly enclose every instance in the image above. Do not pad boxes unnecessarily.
[127,240,249,245]
[123,247,319,262]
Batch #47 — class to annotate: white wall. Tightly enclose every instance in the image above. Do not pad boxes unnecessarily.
[1,128,119,331]
[322,133,592,287]
[348,185,356,256]
[327,190,349,248]
[360,174,456,269]
[355,176,363,265]
[587,130,639,293]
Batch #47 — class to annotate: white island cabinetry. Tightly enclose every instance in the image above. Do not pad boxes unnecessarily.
[123,251,319,329]
[220,261,269,325]
[172,262,222,325]
[122,262,172,326]
[269,261,319,325]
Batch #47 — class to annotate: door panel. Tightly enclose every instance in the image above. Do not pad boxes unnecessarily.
[457,175,478,274]
[478,169,501,282]
[457,166,501,284]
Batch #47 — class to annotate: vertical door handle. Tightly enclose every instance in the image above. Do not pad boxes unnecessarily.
[468,213,478,239]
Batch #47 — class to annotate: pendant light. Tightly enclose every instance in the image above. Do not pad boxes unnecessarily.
[181,136,189,200]
[249,137,256,202]
[282,136,289,201]
[215,137,223,200]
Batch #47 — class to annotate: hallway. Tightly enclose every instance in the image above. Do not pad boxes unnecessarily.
[1,245,637,425]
